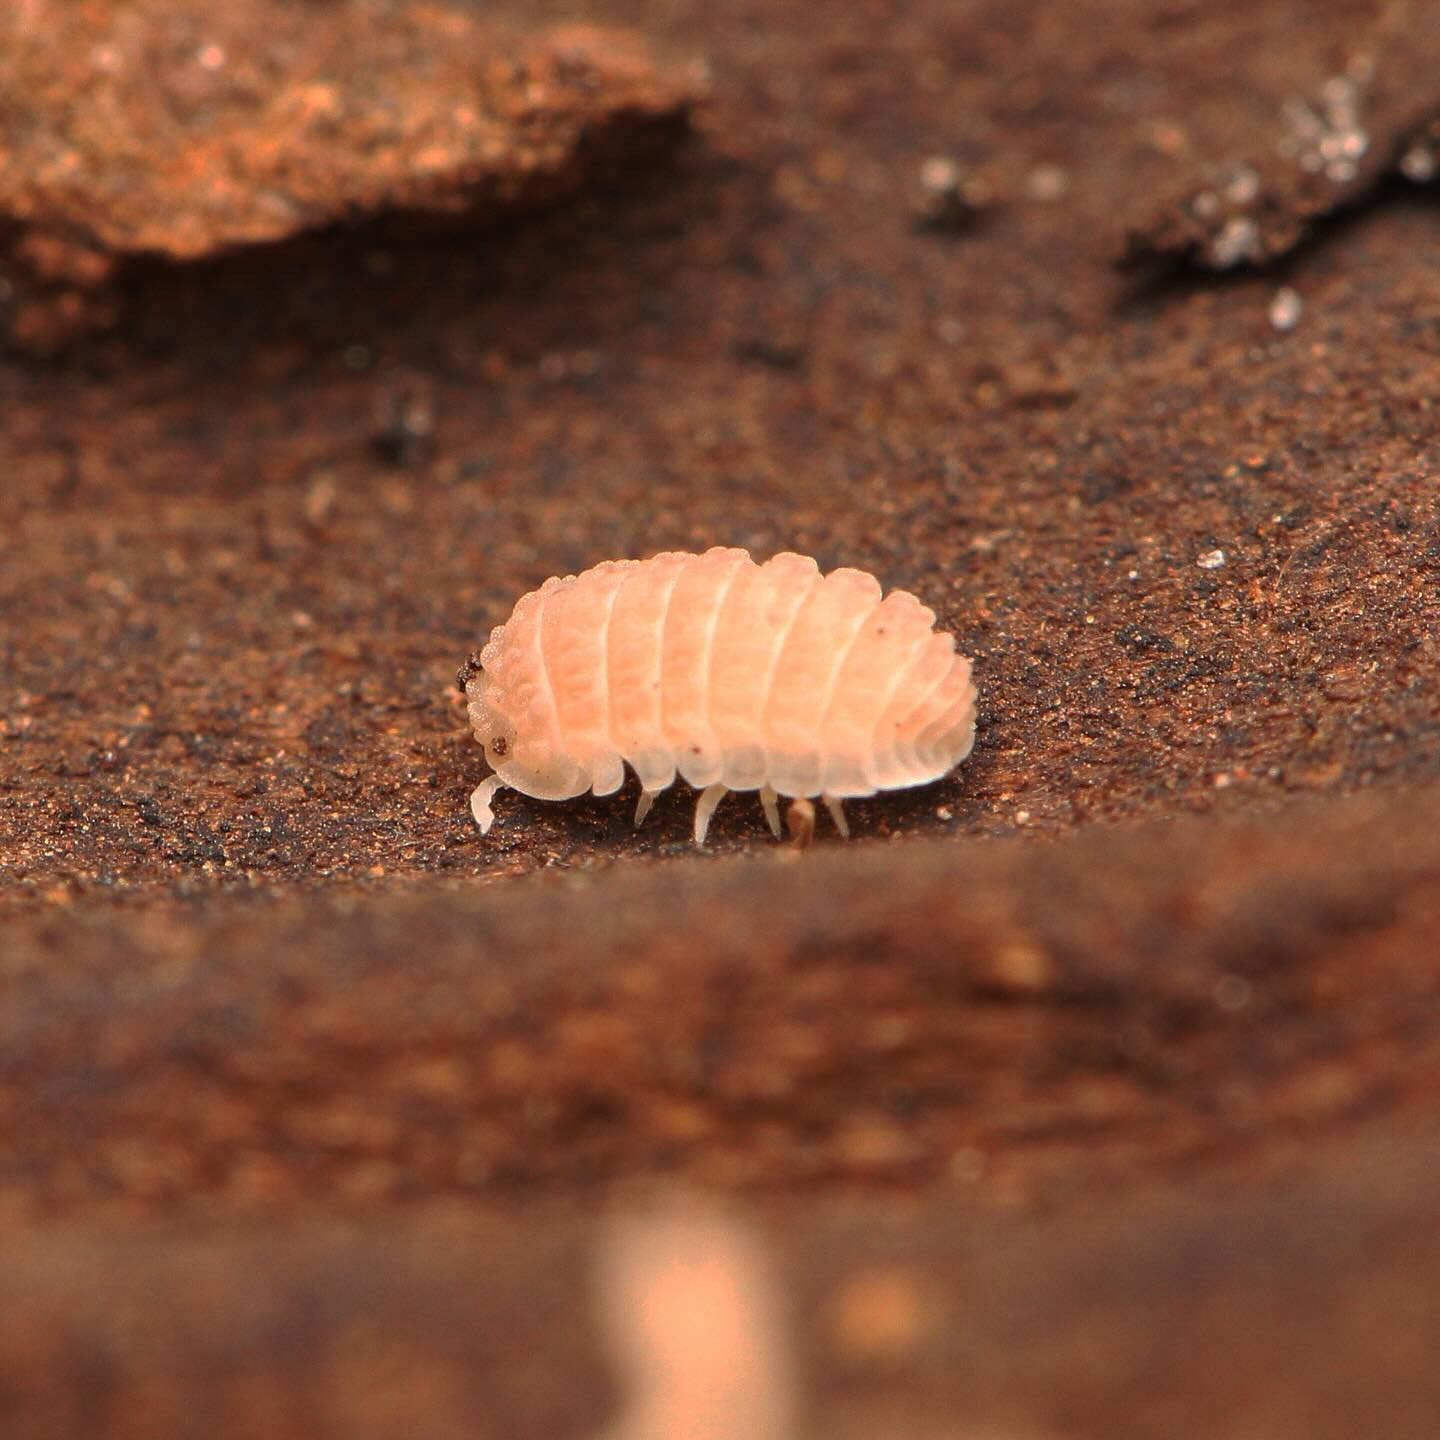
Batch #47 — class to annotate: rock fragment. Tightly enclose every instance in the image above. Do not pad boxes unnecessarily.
[0,2,701,346]
[1120,8,1440,271]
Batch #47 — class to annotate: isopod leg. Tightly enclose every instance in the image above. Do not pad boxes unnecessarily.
[823,795,850,838]
[786,797,815,850]
[635,790,657,828]
[693,784,728,845]
[759,784,782,839]
[470,775,507,834]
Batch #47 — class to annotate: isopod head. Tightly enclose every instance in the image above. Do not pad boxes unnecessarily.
[462,663,588,802]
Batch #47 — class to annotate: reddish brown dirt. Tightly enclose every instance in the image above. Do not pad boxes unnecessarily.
[4,780,1440,1223]
[0,1,698,346]
[4,1130,1440,1439]
[2,0,1440,1433]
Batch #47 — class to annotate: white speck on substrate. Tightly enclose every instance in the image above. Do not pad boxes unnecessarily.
[920,154,963,196]
[1282,76,1370,184]
[1197,548,1227,570]
[1400,140,1439,183]
[1014,809,1031,825]
[1269,286,1304,333]
[1222,164,1260,205]
[1025,164,1069,202]
[1209,216,1260,268]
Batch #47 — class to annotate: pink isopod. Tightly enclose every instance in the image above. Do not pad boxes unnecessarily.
[458,547,978,844]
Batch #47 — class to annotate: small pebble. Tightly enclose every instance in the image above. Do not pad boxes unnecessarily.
[827,1266,932,1362]
[1282,77,1370,184]
[302,471,338,530]
[1190,189,1220,221]
[1400,140,1439,183]
[1209,216,1261,268]
[1025,164,1068,202]
[370,371,437,466]
[914,155,988,232]
[1197,548,1226,570]
[919,154,961,196]
[1222,164,1260,205]
[985,936,1054,993]
[1269,286,1304,333]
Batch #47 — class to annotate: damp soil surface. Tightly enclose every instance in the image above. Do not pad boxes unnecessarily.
[2,0,1440,1435]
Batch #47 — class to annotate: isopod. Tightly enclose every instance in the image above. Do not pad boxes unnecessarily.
[458,548,978,844]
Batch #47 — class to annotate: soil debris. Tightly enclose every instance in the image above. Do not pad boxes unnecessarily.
[913,154,992,232]
[1121,4,1440,270]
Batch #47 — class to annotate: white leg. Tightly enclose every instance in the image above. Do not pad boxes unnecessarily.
[823,794,850,838]
[759,784,781,839]
[786,797,815,849]
[469,775,506,834]
[635,790,657,827]
[693,784,727,845]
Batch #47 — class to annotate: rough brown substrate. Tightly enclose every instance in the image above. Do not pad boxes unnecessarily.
[0,1,699,346]
[4,781,1440,1221]
[3,0,1440,1432]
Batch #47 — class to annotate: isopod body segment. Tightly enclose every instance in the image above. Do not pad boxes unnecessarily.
[458,548,978,844]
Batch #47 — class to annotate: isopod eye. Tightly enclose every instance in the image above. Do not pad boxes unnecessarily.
[490,736,509,757]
